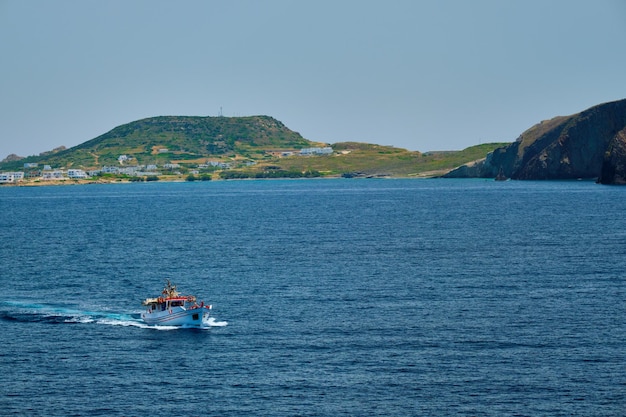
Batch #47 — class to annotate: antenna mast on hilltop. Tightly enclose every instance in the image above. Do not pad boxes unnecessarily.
[219,106,223,117]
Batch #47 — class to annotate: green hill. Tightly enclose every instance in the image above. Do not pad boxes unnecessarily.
[0,115,508,178]
[3,115,313,169]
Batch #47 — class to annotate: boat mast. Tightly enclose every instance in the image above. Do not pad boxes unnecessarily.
[162,279,179,298]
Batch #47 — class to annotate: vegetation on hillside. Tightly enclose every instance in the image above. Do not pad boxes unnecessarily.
[0,115,510,178]
[256,142,508,177]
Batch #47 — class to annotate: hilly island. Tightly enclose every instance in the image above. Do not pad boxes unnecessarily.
[0,115,507,182]
[2,98,626,184]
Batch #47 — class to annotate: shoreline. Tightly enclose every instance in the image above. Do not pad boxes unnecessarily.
[1,172,448,187]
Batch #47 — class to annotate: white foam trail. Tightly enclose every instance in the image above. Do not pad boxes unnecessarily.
[72,316,96,324]
[205,317,228,327]
[95,315,181,330]
[4,300,226,330]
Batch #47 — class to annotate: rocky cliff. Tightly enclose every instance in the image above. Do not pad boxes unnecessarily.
[444,99,626,183]
[598,129,626,184]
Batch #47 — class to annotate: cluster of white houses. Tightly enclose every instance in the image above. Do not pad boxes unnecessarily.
[0,167,90,183]
[1,147,333,183]
[0,161,220,184]
[0,163,169,183]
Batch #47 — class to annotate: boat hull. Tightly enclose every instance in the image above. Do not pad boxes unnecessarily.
[141,306,210,327]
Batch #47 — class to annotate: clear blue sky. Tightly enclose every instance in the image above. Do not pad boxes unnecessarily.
[1,0,625,159]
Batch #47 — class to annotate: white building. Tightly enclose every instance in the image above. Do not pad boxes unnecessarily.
[102,166,120,174]
[119,166,141,175]
[300,147,333,155]
[67,169,89,179]
[0,172,25,183]
[42,171,65,180]
[207,161,231,169]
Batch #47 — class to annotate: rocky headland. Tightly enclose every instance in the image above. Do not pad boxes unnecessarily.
[444,99,626,184]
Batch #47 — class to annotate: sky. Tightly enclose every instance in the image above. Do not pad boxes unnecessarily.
[1,0,625,159]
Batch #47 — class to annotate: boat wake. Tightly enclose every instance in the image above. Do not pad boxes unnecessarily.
[0,301,227,330]
[204,317,228,327]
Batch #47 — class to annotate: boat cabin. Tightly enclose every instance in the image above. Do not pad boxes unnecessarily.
[143,296,196,312]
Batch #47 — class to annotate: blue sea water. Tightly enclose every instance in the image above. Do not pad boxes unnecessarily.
[0,179,624,416]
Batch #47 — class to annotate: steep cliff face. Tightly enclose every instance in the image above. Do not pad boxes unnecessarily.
[598,128,626,184]
[445,99,626,182]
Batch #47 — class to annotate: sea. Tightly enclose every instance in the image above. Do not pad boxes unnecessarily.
[0,178,624,416]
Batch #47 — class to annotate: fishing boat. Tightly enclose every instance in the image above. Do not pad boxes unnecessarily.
[141,280,211,326]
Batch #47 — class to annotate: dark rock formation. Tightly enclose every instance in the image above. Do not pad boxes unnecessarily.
[598,129,626,184]
[444,99,626,182]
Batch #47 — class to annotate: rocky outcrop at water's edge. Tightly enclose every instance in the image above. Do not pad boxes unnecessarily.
[598,129,626,185]
[444,99,626,184]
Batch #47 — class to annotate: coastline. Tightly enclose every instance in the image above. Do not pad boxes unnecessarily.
[1,171,448,187]
[0,177,185,187]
